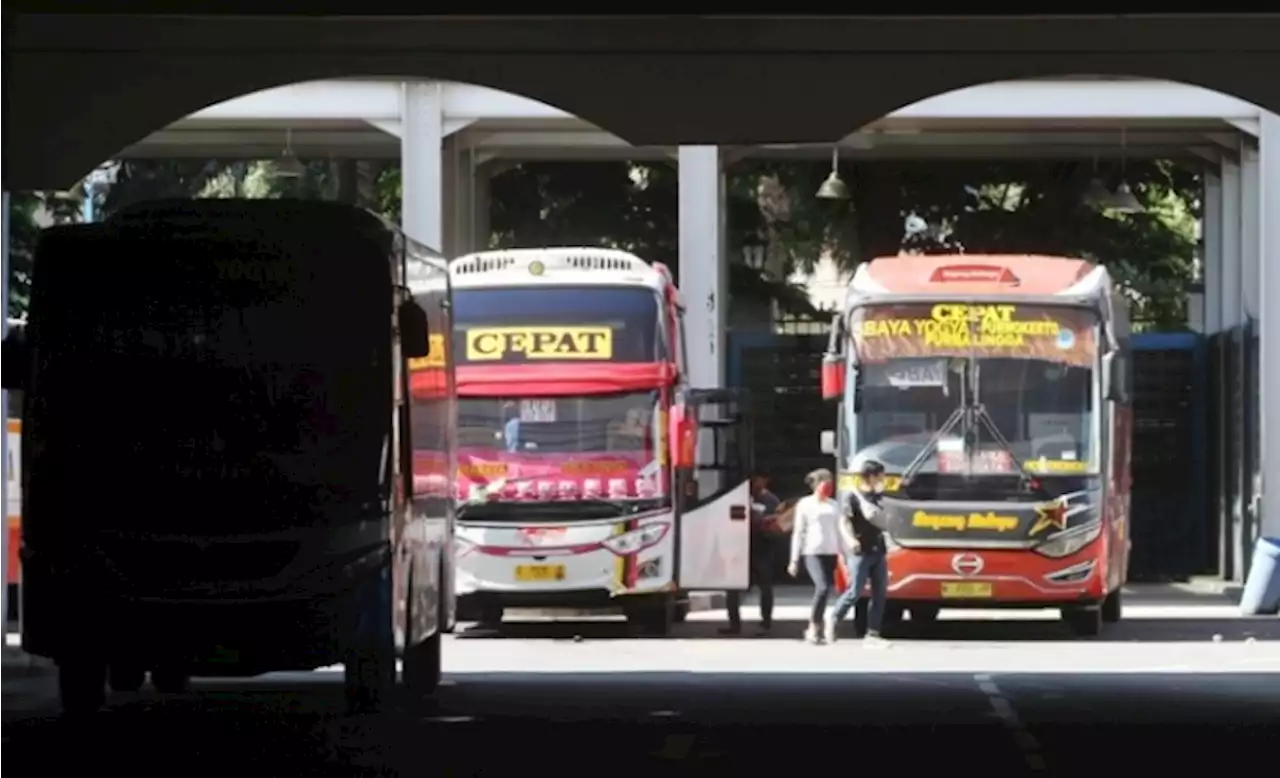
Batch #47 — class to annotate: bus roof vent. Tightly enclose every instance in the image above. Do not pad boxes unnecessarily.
[452,255,519,275]
[562,252,638,272]
[451,247,645,277]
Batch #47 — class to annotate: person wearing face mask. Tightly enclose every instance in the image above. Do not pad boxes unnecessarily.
[826,459,892,647]
[787,468,844,644]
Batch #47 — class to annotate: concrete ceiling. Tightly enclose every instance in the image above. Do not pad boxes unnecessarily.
[7,14,1280,189]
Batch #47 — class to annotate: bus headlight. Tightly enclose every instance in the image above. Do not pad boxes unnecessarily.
[1033,522,1102,559]
[601,522,671,556]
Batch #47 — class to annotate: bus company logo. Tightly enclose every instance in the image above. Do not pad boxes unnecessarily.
[951,553,984,576]
[929,264,1020,286]
[1030,499,1069,536]
[465,327,613,362]
[517,527,567,546]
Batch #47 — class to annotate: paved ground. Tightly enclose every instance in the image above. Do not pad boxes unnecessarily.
[4,586,1278,775]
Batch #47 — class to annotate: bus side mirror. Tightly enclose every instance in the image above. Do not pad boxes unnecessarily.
[669,403,696,470]
[1103,351,1128,404]
[820,353,844,401]
[2,330,29,391]
[399,300,432,359]
[819,429,836,455]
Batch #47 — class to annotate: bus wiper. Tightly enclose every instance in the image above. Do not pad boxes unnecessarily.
[900,402,1047,499]
[967,402,1047,498]
[900,406,965,486]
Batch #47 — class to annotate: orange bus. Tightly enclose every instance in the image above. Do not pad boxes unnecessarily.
[820,254,1133,636]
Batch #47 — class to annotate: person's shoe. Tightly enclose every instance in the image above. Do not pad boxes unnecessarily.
[804,624,824,644]
[718,624,742,636]
[823,614,839,644]
[756,622,773,636]
[863,630,891,648]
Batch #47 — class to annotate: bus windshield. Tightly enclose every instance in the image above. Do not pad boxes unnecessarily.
[844,302,1100,480]
[451,285,663,364]
[444,391,665,506]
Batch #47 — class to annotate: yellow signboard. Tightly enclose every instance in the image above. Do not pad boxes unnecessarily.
[407,334,447,371]
[465,327,614,362]
[911,510,1020,533]
[856,304,1061,349]
[853,303,1096,368]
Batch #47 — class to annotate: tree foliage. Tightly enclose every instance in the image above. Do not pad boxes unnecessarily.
[8,155,1199,329]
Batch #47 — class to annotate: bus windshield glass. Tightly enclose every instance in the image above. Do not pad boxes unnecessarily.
[844,302,1100,479]
[451,285,663,365]
[445,391,665,507]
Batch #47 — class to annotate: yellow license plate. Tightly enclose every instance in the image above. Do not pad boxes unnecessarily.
[941,581,993,598]
[515,564,566,582]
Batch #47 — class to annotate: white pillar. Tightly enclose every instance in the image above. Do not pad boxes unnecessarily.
[441,139,490,258]
[472,166,492,253]
[677,146,728,390]
[1220,157,1243,329]
[1256,112,1280,543]
[1203,169,1223,335]
[400,82,444,252]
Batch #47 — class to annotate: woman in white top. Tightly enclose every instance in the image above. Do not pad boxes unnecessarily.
[787,468,845,644]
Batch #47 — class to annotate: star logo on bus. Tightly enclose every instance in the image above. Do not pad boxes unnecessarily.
[1030,499,1069,536]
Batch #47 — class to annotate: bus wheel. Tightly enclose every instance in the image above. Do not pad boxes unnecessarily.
[853,600,869,638]
[402,568,443,699]
[908,605,940,624]
[58,657,106,716]
[625,597,673,637]
[107,662,146,693]
[672,599,691,624]
[1062,606,1103,637]
[404,632,441,698]
[344,645,393,714]
[151,664,190,694]
[1101,589,1123,623]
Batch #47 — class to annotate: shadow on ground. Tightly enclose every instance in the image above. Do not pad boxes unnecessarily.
[458,614,1280,643]
[5,671,1278,775]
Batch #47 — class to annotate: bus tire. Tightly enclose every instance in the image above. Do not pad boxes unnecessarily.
[403,632,441,698]
[107,662,146,693]
[344,569,395,714]
[853,600,869,637]
[402,566,443,699]
[58,657,106,716]
[672,598,690,624]
[151,664,190,694]
[625,596,673,637]
[908,605,940,624]
[1062,606,1103,637]
[1101,589,1123,623]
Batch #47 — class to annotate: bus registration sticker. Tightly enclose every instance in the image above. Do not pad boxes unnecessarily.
[941,582,993,598]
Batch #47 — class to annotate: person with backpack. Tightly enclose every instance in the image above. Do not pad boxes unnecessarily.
[825,459,892,647]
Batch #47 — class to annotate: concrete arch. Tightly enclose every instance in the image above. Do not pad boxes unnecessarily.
[8,15,1280,190]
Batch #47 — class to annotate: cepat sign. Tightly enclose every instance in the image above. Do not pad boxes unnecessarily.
[465,326,614,362]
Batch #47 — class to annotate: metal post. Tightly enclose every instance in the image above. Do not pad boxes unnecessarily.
[400,81,444,252]
[677,145,728,391]
[1241,110,1280,614]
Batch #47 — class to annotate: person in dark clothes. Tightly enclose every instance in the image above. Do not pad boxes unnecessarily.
[825,459,892,647]
[721,471,782,635]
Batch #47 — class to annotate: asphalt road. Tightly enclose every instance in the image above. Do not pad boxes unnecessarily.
[4,597,1279,776]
